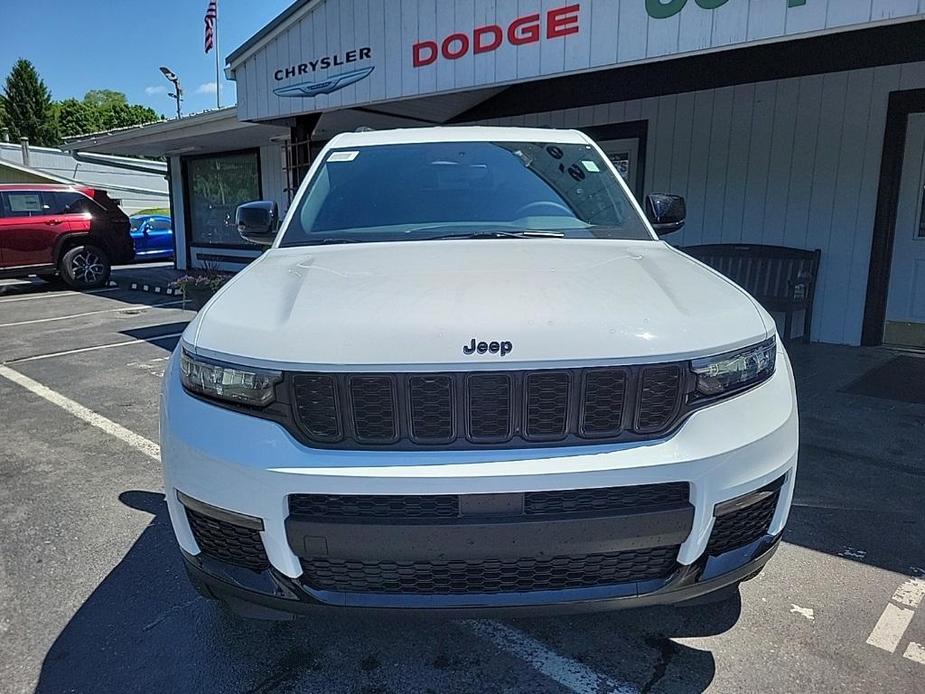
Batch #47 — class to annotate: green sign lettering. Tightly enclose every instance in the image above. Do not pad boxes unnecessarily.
[646,0,687,18]
[646,0,807,20]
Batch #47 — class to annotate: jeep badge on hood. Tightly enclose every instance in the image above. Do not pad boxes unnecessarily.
[463,339,513,356]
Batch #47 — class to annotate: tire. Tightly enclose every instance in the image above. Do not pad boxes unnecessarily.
[59,244,111,289]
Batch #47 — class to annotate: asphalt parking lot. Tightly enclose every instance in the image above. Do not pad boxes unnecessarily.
[0,279,923,694]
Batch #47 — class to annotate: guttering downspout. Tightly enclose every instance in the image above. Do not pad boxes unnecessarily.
[69,149,167,176]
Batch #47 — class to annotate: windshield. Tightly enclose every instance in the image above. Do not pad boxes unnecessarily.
[279,140,653,247]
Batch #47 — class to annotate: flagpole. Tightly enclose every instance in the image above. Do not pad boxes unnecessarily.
[214,0,221,108]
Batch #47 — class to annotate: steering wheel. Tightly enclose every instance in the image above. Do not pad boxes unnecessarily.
[514,201,573,218]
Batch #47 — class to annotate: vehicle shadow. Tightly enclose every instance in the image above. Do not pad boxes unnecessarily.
[34,491,730,694]
[784,343,925,576]
[120,322,190,341]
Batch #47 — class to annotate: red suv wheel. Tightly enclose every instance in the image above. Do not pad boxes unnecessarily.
[60,245,111,289]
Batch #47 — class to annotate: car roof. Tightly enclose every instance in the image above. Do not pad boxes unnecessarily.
[0,183,94,193]
[327,126,593,149]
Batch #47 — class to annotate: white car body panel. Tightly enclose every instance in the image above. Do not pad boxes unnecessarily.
[188,239,769,370]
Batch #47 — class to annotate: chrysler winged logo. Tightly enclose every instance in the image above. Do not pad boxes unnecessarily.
[463,338,513,357]
[273,66,375,98]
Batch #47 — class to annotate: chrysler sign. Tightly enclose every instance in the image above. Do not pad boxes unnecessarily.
[272,47,374,98]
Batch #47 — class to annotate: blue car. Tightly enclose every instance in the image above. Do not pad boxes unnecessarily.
[130,215,175,261]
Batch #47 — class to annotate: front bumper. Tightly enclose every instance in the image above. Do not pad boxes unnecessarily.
[160,346,798,614]
[183,533,781,618]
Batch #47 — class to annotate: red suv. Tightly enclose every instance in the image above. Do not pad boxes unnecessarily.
[0,184,135,289]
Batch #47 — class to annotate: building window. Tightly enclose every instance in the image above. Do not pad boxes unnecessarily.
[185,150,261,246]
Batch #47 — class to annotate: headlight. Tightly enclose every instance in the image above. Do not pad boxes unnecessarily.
[180,349,281,407]
[691,337,777,398]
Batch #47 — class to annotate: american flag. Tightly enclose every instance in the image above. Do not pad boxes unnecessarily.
[204,0,217,53]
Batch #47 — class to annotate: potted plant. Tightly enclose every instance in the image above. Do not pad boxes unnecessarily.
[170,266,232,310]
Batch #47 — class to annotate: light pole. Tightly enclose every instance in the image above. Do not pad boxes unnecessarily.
[159,66,183,119]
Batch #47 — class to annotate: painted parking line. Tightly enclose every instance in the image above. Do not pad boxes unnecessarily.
[0,300,185,328]
[867,604,915,653]
[0,287,119,304]
[892,575,925,609]
[0,365,633,693]
[465,620,638,694]
[904,642,925,665]
[0,365,160,461]
[867,569,925,664]
[6,333,184,364]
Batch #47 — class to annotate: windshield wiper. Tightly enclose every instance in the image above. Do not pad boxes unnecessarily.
[424,230,566,240]
[299,238,362,246]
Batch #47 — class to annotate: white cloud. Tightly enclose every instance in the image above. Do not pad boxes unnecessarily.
[144,85,167,96]
[196,82,218,95]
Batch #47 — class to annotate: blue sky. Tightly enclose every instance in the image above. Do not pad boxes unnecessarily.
[0,0,293,117]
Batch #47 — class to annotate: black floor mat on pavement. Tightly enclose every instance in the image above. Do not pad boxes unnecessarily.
[842,356,925,404]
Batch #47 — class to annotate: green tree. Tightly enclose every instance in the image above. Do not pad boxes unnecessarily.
[83,89,128,111]
[98,101,158,130]
[0,59,58,146]
[55,98,102,138]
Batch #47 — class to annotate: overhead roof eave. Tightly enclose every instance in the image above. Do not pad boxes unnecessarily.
[64,108,290,158]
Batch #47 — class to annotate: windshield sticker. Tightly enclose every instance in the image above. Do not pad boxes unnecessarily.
[328,151,359,162]
[581,160,600,172]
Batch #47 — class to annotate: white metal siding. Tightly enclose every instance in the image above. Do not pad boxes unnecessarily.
[481,61,925,345]
[233,0,925,122]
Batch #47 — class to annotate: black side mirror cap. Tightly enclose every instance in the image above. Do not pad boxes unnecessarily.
[236,200,279,246]
[645,193,686,236]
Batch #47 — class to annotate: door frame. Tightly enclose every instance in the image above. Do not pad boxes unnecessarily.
[862,88,925,346]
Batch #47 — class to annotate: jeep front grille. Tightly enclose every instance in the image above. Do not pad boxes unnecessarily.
[289,364,689,450]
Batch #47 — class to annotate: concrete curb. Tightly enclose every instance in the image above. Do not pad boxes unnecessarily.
[110,280,180,297]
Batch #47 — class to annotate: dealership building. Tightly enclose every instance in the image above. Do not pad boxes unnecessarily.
[68,0,925,348]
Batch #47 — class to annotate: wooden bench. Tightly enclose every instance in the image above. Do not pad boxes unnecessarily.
[680,244,822,343]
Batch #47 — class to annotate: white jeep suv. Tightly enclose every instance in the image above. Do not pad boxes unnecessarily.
[160,127,798,618]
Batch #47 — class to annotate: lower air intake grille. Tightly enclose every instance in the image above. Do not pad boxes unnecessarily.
[524,482,690,516]
[707,491,779,555]
[289,483,690,522]
[289,493,459,520]
[186,508,269,571]
[300,547,680,594]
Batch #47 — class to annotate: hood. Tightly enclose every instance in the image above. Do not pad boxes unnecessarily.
[187,240,769,370]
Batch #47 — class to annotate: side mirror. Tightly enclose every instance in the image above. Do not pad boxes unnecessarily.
[645,194,686,236]
[236,200,279,246]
